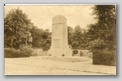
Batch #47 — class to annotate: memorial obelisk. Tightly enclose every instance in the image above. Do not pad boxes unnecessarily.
[48,15,72,56]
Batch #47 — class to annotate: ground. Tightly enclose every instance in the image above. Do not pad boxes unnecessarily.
[4,56,116,75]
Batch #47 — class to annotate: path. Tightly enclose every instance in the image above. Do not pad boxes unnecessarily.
[5,56,116,75]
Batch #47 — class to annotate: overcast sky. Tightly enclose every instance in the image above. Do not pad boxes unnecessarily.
[5,5,97,31]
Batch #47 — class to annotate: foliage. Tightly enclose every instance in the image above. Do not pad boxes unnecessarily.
[93,50,116,66]
[20,46,33,56]
[30,26,44,48]
[88,38,106,51]
[68,25,88,49]
[87,5,116,51]
[31,25,86,50]
[72,25,83,48]
[73,50,78,54]
[68,26,74,46]
[41,29,51,51]
[30,27,51,51]
[4,8,33,49]
[85,5,116,66]
[4,48,30,58]
[4,8,87,51]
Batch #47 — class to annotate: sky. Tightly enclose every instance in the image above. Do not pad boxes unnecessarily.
[4,5,97,31]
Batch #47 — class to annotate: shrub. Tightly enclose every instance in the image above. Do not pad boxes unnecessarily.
[4,48,30,58]
[4,48,15,58]
[72,50,78,56]
[88,38,106,51]
[20,47,33,56]
[73,50,78,54]
[80,51,83,56]
[93,50,116,66]
[62,54,65,57]
[14,50,30,57]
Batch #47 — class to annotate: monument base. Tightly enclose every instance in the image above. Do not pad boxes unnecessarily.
[48,48,72,57]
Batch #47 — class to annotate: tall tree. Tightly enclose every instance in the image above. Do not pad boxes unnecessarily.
[4,8,33,49]
[30,27,51,51]
[41,29,51,51]
[87,5,116,50]
[30,26,44,48]
[72,25,83,49]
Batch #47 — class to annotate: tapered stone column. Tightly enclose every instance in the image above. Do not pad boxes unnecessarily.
[48,15,72,56]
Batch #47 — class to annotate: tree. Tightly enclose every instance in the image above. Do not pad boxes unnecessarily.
[68,26,74,46]
[30,27,51,51]
[4,8,33,49]
[41,29,51,51]
[30,26,44,48]
[87,5,116,50]
[67,25,88,49]
[73,25,83,49]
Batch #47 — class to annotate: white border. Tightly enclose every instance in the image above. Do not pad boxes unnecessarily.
[5,4,116,6]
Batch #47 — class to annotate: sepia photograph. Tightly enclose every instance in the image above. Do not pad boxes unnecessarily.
[4,4,116,75]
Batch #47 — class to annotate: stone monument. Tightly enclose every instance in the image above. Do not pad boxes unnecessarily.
[48,15,72,56]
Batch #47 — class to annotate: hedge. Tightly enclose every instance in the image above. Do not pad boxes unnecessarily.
[93,50,116,66]
[4,48,30,58]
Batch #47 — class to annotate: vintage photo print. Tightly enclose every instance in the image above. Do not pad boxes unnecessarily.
[4,4,116,75]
